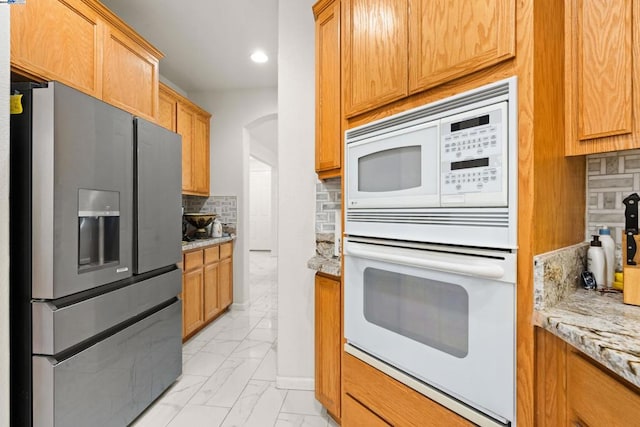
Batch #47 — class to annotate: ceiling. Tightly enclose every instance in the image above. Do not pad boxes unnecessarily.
[100,0,279,92]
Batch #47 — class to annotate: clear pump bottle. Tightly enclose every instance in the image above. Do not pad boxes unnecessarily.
[598,226,615,288]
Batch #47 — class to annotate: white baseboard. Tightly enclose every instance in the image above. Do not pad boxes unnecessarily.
[276,376,315,391]
[230,300,250,311]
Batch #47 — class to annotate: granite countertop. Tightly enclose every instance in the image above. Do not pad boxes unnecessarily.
[533,242,640,388]
[181,234,235,252]
[307,233,341,277]
[307,255,341,277]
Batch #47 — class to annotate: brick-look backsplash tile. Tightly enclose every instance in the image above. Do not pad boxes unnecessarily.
[182,195,237,226]
[585,150,640,271]
[316,177,341,233]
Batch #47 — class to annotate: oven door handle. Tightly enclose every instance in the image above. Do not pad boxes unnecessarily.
[344,245,504,279]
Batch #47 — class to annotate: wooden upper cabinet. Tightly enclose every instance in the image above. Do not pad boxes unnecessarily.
[408,0,515,94]
[10,0,163,121]
[565,0,638,155]
[340,0,515,117]
[343,0,408,117]
[314,0,342,178]
[10,0,102,97]
[159,85,178,131]
[162,83,211,196]
[193,113,211,195]
[177,104,196,194]
[102,24,160,121]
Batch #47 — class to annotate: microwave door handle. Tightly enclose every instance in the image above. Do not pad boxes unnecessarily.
[345,246,504,279]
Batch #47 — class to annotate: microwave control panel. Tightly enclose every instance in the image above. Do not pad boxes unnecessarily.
[439,103,508,206]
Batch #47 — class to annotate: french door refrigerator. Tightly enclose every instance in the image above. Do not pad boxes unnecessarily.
[10,82,183,426]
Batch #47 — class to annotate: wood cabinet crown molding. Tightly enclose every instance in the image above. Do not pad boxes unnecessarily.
[159,82,211,119]
[80,0,164,59]
[313,0,338,17]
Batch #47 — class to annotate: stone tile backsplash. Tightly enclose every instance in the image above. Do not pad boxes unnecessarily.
[182,195,237,226]
[586,150,640,271]
[316,178,341,233]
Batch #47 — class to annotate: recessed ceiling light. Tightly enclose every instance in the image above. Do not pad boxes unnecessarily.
[250,50,269,64]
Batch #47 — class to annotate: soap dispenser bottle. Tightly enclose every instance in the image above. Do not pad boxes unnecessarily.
[598,226,615,288]
[587,235,606,290]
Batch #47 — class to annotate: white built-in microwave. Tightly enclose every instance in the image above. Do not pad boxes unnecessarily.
[345,77,518,249]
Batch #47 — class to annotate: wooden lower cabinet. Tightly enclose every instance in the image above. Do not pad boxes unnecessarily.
[182,241,234,340]
[535,327,640,427]
[315,274,342,420]
[203,262,220,321]
[342,394,390,427]
[182,267,204,337]
[219,257,233,309]
[343,352,473,427]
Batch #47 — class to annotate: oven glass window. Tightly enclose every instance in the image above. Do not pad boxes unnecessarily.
[358,145,421,192]
[363,267,469,358]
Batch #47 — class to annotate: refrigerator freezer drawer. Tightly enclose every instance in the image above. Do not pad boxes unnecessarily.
[33,269,181,355]
[32,300,182,427]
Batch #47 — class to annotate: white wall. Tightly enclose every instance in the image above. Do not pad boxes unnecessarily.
[189,88,277,308]
[249,157,272,250]
[276,0,316,389]
[248,114,279,256]
[1,6,10,426]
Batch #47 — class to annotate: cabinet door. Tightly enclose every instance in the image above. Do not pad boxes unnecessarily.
[203,262,221,321]
[343,0,408,117]
[102,25,159,121]
[315,275,341,419]
[408,0,515,93]
[158,87,177,131]
[10,0,102,97]
[192,113,211,196]
[567,350,640,427]
[182,268,204,337]
[565,0,638,155]
[314,0,342,177]
[177,104,196,193]
[219,257,233,309]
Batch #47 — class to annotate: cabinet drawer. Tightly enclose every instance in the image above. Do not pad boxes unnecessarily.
[343,353,473,426]
[567,350,640,426]
[342,394,390,427]
[204,246,220,264]
[183,250,203,271]
[220,242,233,259]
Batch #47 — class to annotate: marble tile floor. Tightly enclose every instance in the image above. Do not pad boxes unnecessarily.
[132,251,338,427]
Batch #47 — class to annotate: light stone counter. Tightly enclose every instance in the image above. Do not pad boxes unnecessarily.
[307,232,341,278]
[181,235,235,252]
[533,242,640,389]
[307,255,341,277]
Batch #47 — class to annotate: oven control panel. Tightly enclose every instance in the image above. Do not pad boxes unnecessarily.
[439,103,508,206]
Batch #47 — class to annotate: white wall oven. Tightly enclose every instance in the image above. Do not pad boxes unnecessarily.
[343,78,517,426]
[344,237,515,426]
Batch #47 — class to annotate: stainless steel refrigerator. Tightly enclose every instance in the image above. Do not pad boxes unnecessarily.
[10,82,183,426]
